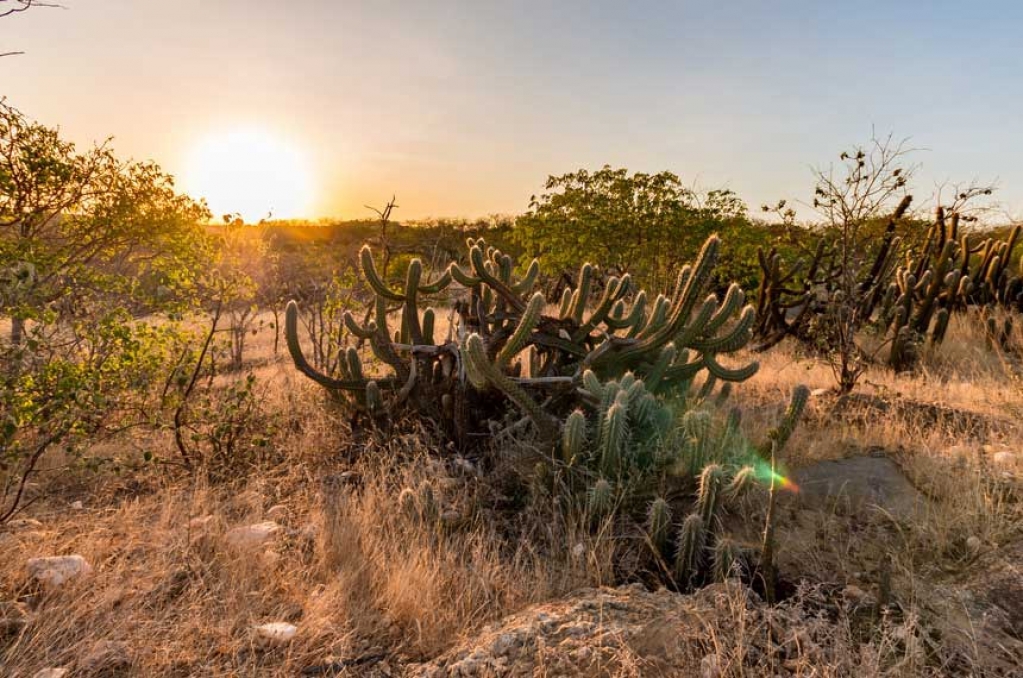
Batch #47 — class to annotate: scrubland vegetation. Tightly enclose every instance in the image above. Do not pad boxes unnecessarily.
[2,101,1023,677]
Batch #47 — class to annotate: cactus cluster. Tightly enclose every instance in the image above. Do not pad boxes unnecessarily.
[755,196,1022,369]
[285,235,759,449]
[633,385,811,591]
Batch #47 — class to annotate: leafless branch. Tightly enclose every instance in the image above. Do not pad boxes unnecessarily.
[0,0,63,19]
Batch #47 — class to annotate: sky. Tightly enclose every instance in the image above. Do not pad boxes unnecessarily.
[3,0,1023,222]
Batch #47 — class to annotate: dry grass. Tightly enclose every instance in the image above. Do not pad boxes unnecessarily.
[2,313,1022,676]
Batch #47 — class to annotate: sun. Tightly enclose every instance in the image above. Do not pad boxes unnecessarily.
[183,127,314,223]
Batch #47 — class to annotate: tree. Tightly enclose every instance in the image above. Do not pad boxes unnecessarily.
[0,100,211,345]
[513,166,748,291]
[1,1,63,57]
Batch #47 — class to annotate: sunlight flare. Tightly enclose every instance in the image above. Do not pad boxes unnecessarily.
[183,127,313,222]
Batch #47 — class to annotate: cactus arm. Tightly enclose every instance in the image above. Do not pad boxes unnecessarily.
[464,333,557,440]
[690,305,756,353]
[449,262,482,287]
[703,354,759,382]
[512,258,541,294]
[497,292,545,367]
[573,275,630,341]
[469,245,527,313]
[422,308,436,345]
[285,301,393,391]
[562,409,587,464]
[343,311,378,340]
[660,356,705,385]
[404,258,424,344]
[418,270,453,294]
[570,263,594,325]
[360,245,405,301]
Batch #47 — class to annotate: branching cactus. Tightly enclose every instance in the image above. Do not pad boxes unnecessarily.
[285,234,759,449]
[754,196,1022,373]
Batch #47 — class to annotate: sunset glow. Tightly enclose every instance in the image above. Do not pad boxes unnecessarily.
[183,128,313,223]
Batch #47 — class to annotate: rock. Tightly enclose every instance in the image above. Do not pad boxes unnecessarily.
[810,388,829,398]
[413,582,784,676]
[1,600,28,638]
[265,504,289,522]
[6,517,43,529]
[80,639,130,674]
[70,500,84,510]
[966,536,983,554]
[224,521,281,549]
[254,621,298,646]
[32,670,69,678]
[992,451,1016,467]
[26,555,92,587]
[792,456,927,520]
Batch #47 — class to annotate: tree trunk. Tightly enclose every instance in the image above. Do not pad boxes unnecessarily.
[10,316,24,346]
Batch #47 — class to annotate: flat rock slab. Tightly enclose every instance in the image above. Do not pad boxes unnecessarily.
[792,456,927,520]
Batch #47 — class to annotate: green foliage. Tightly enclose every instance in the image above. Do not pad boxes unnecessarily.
[0,100,212,338]
[0,311,185,521]
[513,166,750,290]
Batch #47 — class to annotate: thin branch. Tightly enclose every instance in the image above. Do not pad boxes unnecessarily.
[0,1,64,20]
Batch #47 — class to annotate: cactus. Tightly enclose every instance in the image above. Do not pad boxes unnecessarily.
[561,409,587,465]
[712,537,744,582]
[587,478,614,520]
[696,464,725,527]
[674,513,707,589]
[754,196,1021,372]
[285,234,759,448]
[647,497,672,557]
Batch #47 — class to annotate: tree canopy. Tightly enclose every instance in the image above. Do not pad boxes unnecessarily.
[0,100,212,341]
[513,166,749,291]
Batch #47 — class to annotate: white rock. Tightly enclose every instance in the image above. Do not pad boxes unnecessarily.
[571,543,586,559]
[265,505,289,522]
[6,518,43,529]
[224,521,281,549]
[992,451,1015,466]
[810,388,830,398]
[33,669,69,678]
[26,555,92,587]
[70,500,84,510]
[966,535,982,553]
[254,621,297,646]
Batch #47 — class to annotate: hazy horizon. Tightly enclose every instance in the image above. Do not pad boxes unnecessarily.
[4,0,1023,222]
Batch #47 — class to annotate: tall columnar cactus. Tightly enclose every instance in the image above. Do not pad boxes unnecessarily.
[285,234,759,448]
[754,196,1023,370]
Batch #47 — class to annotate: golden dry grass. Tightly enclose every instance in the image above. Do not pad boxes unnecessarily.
[2,313,1021,676]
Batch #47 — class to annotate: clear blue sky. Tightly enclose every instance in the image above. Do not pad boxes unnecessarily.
[3,0,1021,221]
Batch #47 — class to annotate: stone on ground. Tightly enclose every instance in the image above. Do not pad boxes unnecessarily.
[26,555,92,587]
[254,621,298,646]
[80,639,131,675]
[792,456,926,520]
[224,521,281,549]
[32,669,69,678]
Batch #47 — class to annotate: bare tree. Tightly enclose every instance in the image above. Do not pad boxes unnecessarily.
[1,0,64,57]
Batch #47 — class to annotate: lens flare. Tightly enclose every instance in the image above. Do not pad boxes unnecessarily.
[751,457,799,493]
